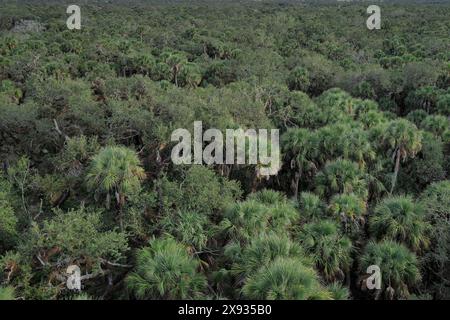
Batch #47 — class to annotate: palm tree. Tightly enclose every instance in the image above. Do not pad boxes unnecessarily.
[220,198,297,242]
[225,232,308,280]
[267,202,299,232]
[405,86,441,113]
[369,195,430,252]
[152,61,171,81]
[340,128,376,169]
[314,159,368,200]
[179,62,202,88]
[126,236,206,299]
[327,282,350,300]
[406,109,429,127]
[247,189,287,206]
[86,146,145,208]
[85,146,145,229]
[329,193,367,236]
[219,200,268,242]
[419,180,450,299]
[359,240,421,299]
[437,93,450,116]
[281,128,318,200]
[316,124,376,168]
[297,220,353,282]
[157,210,209,251]
[316,124,349,164]
[420,115,449,137]
[287,66,310,92]
[242,257,332,300]
[360,110,387,129]
[133,54,155,76]
[298,192,326,222]
[161,51,188,86]
[382,119,422,194]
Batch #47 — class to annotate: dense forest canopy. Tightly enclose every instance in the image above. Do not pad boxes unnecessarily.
[0,0,449,300]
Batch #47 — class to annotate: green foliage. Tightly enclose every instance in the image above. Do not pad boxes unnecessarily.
[382,119,422,193]
[0,286,15,300]
[436,94,450,116]
[383,119,423,160]
[58,135,101,174]
[419,181,450,299]
[297,192,326,222]
[314,159,368,200]
[220,196,297,242]
[329,193,367,236]
[85,146,145,207]
[420,114,449,137]
[420,180,450,222]
[158,211,209,250]
[405,86,443,114]
[397,132,446,193]
[242,257,332,300]
[300,54,337,96]
[402,62,439,91]
[126,236,206,299]
[360,240,421,299]
[225,233,308,279]
[287,67,310,92]
[406,109,428,127]
[0,79,22,103]
[281,127,319,198]
[178,62,203,88]
[24,206,129,271]
[0,251,58,299]
[315,88,354,121]
[247,189,287,206]
[0,1,448,301]
[6,156,32,222]
[72,293,93,300]
[0,178,18,248]
[369,196,429,252]
[327,282,350,300]
[297,220,352,281]
[157,166,242,217]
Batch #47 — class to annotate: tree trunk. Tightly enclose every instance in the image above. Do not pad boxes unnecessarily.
[291,169,301,200]
[118,204,124,232]
[173,65,180,87]
[115,191,125,231]
[390,149,401,194]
